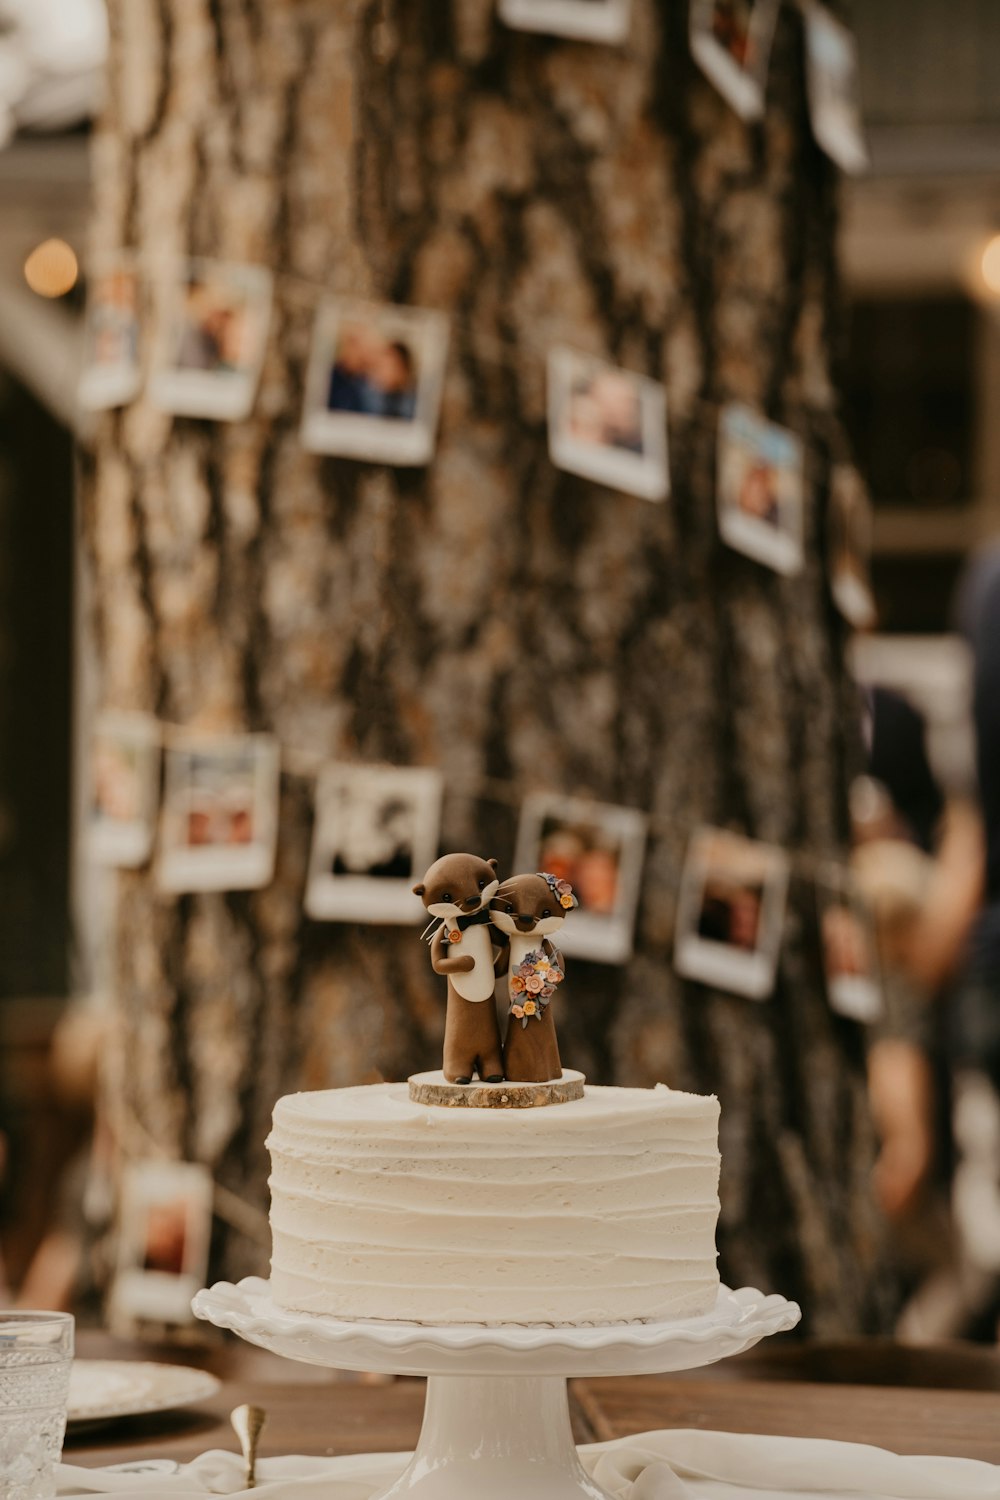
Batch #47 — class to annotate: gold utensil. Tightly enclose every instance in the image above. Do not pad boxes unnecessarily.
[230,1403,267,1489]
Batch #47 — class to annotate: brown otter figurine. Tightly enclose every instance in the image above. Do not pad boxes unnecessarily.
[490,871,577,1084]
[413,852,505,1084]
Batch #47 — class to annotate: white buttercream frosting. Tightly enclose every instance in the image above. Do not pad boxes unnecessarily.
[267,1082,721,1326]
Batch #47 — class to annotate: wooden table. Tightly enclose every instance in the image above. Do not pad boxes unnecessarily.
[65,1331,1000,1471]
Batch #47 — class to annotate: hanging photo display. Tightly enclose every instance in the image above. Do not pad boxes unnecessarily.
[673,827,790,999]
[547,346,670,503]
[498,0,631,45]
[300,298,449,466]
[305,763,444,924]
[816,864,883,1024]
[108,1161,213,1328]
[514,793,647,964]
[148,259,273,421]
[157,731,280,893]
[717,402,805,576]
[689,0,781,122]
[803,1,869,175]
[828,463,877,630]
[86,694,874,1000]
[78,253,143,410]
[88,710,161,868]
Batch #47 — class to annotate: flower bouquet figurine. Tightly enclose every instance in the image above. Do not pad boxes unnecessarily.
[489,871,577,1084]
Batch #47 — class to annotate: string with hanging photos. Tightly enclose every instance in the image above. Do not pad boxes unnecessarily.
[79,0,876,993]
[75,0,868,524]
[79,238,869,593]
[87,706,883,1022]
[494,0,868,171]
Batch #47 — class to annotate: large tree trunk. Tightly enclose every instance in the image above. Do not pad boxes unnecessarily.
[84,0,895,1332]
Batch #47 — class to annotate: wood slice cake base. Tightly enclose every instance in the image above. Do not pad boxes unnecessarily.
[408,1069,585,1109]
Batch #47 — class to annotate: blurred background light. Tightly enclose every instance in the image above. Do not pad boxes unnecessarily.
[23,237,78,298]
[980,234,1000,296]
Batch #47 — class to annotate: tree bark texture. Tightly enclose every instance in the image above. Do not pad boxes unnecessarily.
[84,0,895,1331]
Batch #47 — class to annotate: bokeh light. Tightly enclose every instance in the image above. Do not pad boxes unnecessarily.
[23,239,79,299]
[981,233,1000,295]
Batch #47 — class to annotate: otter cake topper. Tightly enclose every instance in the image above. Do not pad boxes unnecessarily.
[413,852,505,1086]
[411,854,583,1107]
[490,871,577,1085]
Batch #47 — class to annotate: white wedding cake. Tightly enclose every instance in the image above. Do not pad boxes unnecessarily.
[267,1081,721,1326]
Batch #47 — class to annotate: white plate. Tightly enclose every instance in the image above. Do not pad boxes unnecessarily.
[193,1277,801,1378]
[67,1360,221,1424]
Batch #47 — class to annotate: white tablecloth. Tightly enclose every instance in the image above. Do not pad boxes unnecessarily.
[56,1429,1000,1499]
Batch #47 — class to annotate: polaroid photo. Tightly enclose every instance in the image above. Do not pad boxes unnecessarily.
[88,711,161,868]
[817,864,883,1024]
[109,1160,213,1328]
[547,346,669,503]
[514,793,647,965]
[498,0,631,45]
[78,253,143,410]
[829,463,877,630]
[305,763,444,924]
[157,731,280,893]
[148,259,273,421]
[717,402,805,576]
[300,298,450,466]
[804,2,869,176]
[689,0,781,122]
[673,827,790,1000]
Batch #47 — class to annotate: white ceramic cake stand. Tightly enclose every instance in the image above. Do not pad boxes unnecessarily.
[193,1276,800,1500]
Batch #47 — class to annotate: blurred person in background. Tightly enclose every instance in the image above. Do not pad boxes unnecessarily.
[0,1100,11,1301]
[852,672,984,1337]
[953,544,1000,1088]
[14,1000,108,1315]
[947,543,1000,1337]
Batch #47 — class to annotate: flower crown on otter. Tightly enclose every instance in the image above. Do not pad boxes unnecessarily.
[538,871,578,911]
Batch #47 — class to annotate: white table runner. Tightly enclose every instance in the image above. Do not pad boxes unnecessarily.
[56,1429,1000,1499]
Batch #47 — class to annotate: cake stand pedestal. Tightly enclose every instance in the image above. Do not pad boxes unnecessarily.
[194,1279,799,1498]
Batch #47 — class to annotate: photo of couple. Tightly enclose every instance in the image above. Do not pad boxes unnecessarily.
[88,711,160,867]
[301,299,449,465]
[327,321,418,422]
[674,827,790,1000]
[305,764,443,924]
[689,0,780,122]
[110,1162,213,1329]
[78,255,143,410]
[565,366,643,455]
[148,260,273,422]
[157,732,280,893]
[548,347,669,503]
[804,1,869,175]
[514,793,648,964]
[173,277,252,377]
[717,402,805,576]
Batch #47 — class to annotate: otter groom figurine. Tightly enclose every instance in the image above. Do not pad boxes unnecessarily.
[413,852,505,1084]
[490,871,577,1084]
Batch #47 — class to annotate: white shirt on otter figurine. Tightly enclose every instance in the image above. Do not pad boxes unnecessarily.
[442,919,496,1002]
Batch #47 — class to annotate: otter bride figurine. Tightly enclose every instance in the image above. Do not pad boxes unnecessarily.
[490,871,577,1084]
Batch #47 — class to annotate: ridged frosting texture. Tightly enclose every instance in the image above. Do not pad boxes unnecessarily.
[267,1082,721,1326]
